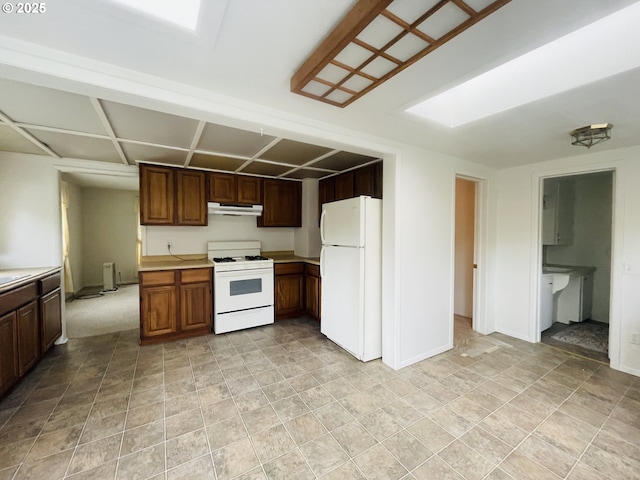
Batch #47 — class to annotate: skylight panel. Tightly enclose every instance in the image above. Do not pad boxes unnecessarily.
[111,0,201,30]
[406,2,640,127]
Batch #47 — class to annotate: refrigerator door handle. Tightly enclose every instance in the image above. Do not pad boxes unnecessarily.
[320,209,326,244]
[320,247,325,278]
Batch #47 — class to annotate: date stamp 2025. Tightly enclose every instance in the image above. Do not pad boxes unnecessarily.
[2,2,46,14]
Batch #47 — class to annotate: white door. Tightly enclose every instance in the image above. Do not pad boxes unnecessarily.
[321,197,365,247]
[320,245,364,359]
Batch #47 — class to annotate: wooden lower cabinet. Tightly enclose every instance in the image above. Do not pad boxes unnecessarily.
[0,312,18,397]
[17,301,40,376]
[0,269,62,399]
[274,262,321,321]
[139,268,212,344]
[305,264,321,321]
[40,288,62,352]
[274,263,304,319]
[141,285,178,337]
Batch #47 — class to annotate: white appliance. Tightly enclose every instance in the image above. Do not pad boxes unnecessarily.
[208,202,263,216]
[207,241,274,334]
[102,262,117,291]
[320,196,382,361]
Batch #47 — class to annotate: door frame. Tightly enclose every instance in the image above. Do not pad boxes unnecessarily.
[453,174,488,335]
[532,166,620,367]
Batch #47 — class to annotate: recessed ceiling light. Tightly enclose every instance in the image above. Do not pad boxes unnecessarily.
[406,2,640,127]
[110,0,201,30]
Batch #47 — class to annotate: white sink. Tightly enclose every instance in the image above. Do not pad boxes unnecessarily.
[0,274,28,285]
[543,266,574,273]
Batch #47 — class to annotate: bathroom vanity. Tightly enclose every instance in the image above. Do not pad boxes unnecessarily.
[542,265,595,326]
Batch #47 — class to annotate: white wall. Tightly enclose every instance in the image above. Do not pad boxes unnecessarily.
[64,180,84,292]
[143,215,295,256]
[382,146,496,369]
[82,188,139,286]
[294,178,321,258]
[546,172,613,322]
[0,153,61,268]
[494,146,640,376]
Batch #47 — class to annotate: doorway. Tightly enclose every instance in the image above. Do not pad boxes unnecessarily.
[454,177,477,342]
[538,171,613,363]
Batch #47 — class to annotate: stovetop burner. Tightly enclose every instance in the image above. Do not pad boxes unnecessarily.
[245,255,269,261]
[213,257,236,263]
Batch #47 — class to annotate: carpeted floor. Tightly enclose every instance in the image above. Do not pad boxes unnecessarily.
[65,283,139,338]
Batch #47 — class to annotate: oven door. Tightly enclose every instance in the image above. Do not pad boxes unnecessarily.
[214,267,274,314]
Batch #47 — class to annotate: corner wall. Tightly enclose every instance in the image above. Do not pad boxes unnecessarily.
[0,153,61,268]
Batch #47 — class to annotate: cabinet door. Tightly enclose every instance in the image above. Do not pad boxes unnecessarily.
[17,301,40,376]
[177,170,207,226]
[0,312,18,396]
[334,171,354,201]
[305,267,320,321]
[318,177,335,226]
[353,164,375,197]
[208,173,237,203]
[140,164,175,225]
[275,263,304,318]
[40,288,61,352]
[180,282,212,331]
[237,176,262,205]
[140,286,177,337]
[259,179,302,227]
[373,162,383,199]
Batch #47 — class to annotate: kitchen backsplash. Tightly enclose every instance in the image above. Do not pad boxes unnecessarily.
[142,214,296,256]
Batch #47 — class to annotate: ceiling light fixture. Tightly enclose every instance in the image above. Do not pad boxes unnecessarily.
[570,123,613,148]
[290,0,512,108]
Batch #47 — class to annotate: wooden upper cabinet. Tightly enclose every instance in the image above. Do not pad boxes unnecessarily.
[140,164,207,226]
[374,162,383,199]
[334,171,354,201]
[208,173,262,205]
[354,164,375,197]
[177,169,207,226]
[237,176,262,205]
[140,164,175,225]
[258,179,301,227]
[208,172,237,203]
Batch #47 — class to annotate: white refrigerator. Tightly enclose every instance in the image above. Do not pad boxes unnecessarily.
[320,196,382,361]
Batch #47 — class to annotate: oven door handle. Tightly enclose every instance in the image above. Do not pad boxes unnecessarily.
[215,268,272,279]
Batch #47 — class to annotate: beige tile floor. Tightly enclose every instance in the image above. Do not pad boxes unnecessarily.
[0,317,638,480]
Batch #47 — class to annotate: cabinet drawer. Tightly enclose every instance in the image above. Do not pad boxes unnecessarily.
[305,264,320,277]
[180,268,211,284]
[275,263,304,275]
[0,282,38,317]
[39,272,61,295]
[140,270,176,287]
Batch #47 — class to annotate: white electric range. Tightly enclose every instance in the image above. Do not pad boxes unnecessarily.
[207,241,274,334]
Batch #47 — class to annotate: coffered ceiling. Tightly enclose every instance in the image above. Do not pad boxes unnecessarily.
[1,0,639,184]
[0,78,379,186]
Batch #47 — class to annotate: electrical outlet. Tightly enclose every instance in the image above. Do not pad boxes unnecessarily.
[631,333,640,345]
[167,241,172,249]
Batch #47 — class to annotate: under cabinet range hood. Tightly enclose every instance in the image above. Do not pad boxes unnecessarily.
[208,202,263,216]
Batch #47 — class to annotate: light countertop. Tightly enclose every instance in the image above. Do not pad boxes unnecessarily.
[264,252,320,266]
[138,256,212,272]
[0,266,61,293]
[138,252,320,272]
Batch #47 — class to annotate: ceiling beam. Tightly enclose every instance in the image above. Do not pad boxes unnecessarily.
[184,120,206,168]
[0,110,60,158]
[90,97,130,166]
